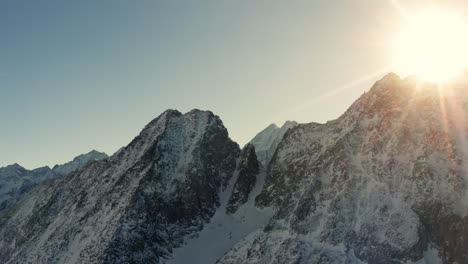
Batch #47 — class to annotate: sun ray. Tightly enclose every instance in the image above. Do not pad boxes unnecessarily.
[272,66,394,123]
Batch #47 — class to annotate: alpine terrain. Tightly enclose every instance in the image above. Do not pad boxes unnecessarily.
[0,150,108,212]
[2,73,468,263]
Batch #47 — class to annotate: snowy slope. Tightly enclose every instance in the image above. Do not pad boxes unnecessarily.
[249,120,298,167]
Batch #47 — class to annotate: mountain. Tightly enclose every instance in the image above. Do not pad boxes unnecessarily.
[219,73,468,263]
[0,150,108,212]
[249,120,298,167]
[0,110,239,264]
[3,73,468,263]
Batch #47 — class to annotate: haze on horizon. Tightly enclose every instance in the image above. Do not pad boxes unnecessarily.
[3,0,468,169]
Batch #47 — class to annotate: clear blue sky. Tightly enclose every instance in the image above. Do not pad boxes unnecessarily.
[2,0,467,169]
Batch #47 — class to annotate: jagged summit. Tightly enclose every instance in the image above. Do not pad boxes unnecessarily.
[144,109,217,124]
[249,120,298,167]
[341,72,453,123]
[52,150,108,176]
[282,120,297,127]
[381,71,400,80]
[135,109,223,145]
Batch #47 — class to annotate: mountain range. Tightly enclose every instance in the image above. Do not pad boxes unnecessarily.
[0,150,108,212]
[1,73,467,263]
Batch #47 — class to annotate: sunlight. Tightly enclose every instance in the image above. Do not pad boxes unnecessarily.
[392,8,468,83]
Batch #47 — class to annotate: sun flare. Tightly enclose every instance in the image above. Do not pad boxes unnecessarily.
[393,8,468,83]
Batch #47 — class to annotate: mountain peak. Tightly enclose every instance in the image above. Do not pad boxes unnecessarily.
[9,163,23,169]
[381,72,400,81]
[52,150,108,176]
[343,72,418,119]
[250,121,299,167]
[187,108,213,115]
[72,150,108,162]
[145,109,182,126]
[3,163,26,172]
[141,109,218,139]
[281,120,298,129]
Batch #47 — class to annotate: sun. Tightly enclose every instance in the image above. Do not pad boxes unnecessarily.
[392,8,468,83]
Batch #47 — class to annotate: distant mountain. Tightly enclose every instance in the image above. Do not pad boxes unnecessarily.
[4,73,468,263]
[249,120,298,167]
[52,150,108,176]
[0,150,108,211]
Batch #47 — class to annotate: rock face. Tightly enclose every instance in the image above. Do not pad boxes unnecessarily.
[226,144,261,215]
[249,120,298,167]
[0,110,239,264]
[0,151,108,212]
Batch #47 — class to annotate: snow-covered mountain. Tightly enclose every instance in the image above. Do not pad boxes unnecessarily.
[0,150,108,212]
[220,73,468,263]
[249,120,298,167]
[3,73,468,263]
[0,164,54,211]
[0,110,239,263]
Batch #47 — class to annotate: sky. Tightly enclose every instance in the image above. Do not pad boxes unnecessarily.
[2,0,468,169]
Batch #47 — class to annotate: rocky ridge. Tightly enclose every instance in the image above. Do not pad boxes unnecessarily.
[2,74,468,263]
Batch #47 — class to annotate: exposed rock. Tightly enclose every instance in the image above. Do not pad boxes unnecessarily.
[226,144,261,215]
